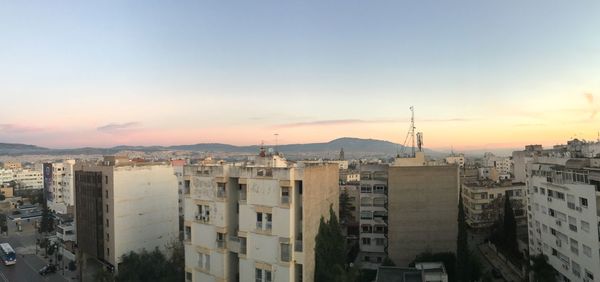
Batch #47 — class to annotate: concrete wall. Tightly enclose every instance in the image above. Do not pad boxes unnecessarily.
[302,164,339,282]
[112,165,179,267]
[388,165,459,266]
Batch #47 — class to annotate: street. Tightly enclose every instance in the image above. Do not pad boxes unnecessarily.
[0,218,72,282]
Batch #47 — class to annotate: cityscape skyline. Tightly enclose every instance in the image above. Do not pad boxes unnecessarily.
[2,1,600,150]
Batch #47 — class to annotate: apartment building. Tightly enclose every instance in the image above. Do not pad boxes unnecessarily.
[525,140,600,282]
[358,152,459,267]
[461,181,526,229]
[483,152,512,175]
[14,169,43,189]
[75,156,178,272]
[340,184,360,237]
[43,160,76,215]
[445,154,465,168]
[172,159,187,221]
[2,161,22,170]
[183,153,339,282]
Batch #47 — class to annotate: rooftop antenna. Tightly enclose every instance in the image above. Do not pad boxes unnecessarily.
[417,132,423,152]
[400,106,416,157]
[274,133,279,155]
[259,140,266,157]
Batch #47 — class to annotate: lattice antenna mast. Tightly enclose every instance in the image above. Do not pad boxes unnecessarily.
[400,106,417,157]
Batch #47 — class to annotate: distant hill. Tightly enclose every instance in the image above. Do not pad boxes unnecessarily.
[0,137,441,157]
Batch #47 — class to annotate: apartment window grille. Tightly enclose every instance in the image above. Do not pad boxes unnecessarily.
[362,238,371,245]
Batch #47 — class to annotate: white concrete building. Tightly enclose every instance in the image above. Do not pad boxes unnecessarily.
[13,169,43,189]
[44,160,76,215]
[445,154,465,168]
[462,181,526,229]
[483,152,512,175]
[75,156,179,272]
[525,142,600,282]
[183,152,339,282]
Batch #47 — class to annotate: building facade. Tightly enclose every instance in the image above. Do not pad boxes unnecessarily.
[44,160,76,215]
[75,156,179,272]
[183,154,339,282]
[525,140,600,282]
[461,181,526,229]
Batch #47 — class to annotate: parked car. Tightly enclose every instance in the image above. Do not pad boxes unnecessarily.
[39,264,57,276]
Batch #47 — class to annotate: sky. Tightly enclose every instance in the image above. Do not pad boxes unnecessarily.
[1,0,600,150]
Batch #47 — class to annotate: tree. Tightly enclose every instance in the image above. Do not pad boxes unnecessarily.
[94,267,115,282]
[315,205,349,282]
[457,188,469,282]
[531,254,556,282]
[0,194,5,201]
[115,248,182,282]
[339,190,354,225]
[502,192,518,256]
[382,257,396,266]
[39,207,54,234]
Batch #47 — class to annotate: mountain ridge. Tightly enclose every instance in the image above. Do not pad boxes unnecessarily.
[0,137,440,157]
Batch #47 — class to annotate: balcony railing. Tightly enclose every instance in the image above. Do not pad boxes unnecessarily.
[281,245,291,262]
[266,222,272,230]
[217,240,226,249]
[256,221,263,229]
[217,189,226,198]
[281,195,290,204]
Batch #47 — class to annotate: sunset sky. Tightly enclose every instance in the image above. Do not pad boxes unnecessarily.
[1,1,599,150]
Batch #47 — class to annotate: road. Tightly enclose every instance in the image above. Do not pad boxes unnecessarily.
[0,218,70,282]
[469,231,508,282]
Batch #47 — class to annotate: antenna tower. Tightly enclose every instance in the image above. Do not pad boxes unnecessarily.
[400,106,417,157]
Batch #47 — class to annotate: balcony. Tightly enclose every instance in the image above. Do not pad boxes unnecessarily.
[195,214,210,223]
[281,195,290,205]
[217,239,226,249]
[281,244,291,262]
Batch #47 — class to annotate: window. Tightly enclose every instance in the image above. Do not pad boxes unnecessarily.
[266,213,272,230]
[217,183,226,198]
[360,185,372,193]
[280,243,291,262]
[106,233,110,242]
[580,197,588,208]
[581,220,590,232]
[364,256,370,262]
[360,211,373,220]
[583,244,592,257]
[540,188,545,195]
[556,192,565,200]
[107,247,110,256]
[217,232,226,249]
[548,190,554,197]
[281,187,290,204]
[375,238,385,246]
[257,212,263,229]
[105,176,108,184]
[586,270,594,280]
[105,190,108,199]
[106,204,109,213]
[185,272,192,282]
[361,225,372,233]
[255,268,272,282]
[106,219,109,228]
[534,186,538,193]
[198,253,210,270]
[239,184,247,201]
[362,238,371,245]
[196,205,210,222]
[376,257,383,263]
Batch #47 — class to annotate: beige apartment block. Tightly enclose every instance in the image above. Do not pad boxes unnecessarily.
[183,154,338,282]
[75,156,179,272]
[387,163,459,267]
[461,181,526,229]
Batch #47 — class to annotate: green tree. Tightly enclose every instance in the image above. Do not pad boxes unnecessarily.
[115,248,182,282]
[339,190,354,225]
[503,192,518,256]
[457,188,469,282]
[39,207,54,234]
[531,254,556,282]
[94,267,115,282]
[315,205,348,282]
